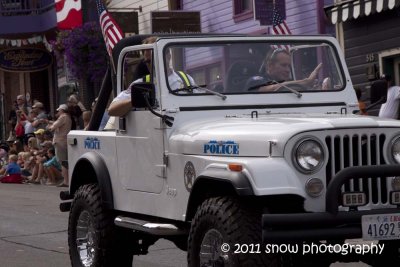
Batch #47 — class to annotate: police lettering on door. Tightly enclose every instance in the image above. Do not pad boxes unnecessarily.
[203,140,239,155]
[84,137,100,150]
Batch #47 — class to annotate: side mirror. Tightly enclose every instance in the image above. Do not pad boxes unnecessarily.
[131,82,156,108]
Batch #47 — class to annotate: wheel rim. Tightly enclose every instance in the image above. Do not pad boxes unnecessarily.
[199,229,230,267]
[76,210,96,267]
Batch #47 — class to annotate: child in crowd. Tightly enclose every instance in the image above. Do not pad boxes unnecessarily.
[21,152,34,182]
[0,154,22,183]
[43,148,62,185]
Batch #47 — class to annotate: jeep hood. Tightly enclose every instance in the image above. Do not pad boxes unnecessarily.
[169,114,400,157]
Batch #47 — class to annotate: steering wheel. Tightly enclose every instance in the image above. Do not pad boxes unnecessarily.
[225,61,257,92]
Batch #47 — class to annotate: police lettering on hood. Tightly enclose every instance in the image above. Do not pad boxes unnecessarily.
[203,140,239,155]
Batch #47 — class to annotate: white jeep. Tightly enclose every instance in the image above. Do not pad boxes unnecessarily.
[60,34,400,267]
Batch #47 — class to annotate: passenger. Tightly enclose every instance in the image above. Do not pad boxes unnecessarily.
[108,37,195,117]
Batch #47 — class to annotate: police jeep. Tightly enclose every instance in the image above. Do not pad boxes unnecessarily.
[60,34,400,267]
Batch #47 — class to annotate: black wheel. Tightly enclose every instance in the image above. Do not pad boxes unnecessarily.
[68,184,134,267]
[187,196,281,267]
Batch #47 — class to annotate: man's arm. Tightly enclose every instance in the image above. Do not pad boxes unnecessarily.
[108,99,132,117]
[260,63,323,92]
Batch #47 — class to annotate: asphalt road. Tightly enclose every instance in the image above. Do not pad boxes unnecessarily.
[0,183,187,267]
[0,183,370,267]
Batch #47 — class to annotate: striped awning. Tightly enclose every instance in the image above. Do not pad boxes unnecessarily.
[324,0,400,24]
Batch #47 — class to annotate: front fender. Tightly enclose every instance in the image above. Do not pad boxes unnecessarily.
[196,168,254,196]
[185,169,253,221]
[70,151,113,210]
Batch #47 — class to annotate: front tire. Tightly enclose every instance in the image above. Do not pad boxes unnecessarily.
[187,196,280,267]
[68,184,133,267]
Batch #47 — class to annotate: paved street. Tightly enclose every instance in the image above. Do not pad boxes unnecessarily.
[0,183,187,267]
[0,183,371,267]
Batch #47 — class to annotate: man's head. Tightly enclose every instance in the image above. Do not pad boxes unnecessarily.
[266,48,291,82]
[32,101,44,111]
[67,94,79,107]
[56,104,68,118]
[16,95,25,106]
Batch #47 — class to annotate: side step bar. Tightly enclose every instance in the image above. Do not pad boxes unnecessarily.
[114,216,188,236]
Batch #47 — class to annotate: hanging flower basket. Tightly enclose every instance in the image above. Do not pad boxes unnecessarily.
[51,22,108,82]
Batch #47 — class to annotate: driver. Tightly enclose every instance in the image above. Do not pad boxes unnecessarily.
[246,48,322,92]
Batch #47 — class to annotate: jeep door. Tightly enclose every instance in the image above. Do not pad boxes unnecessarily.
[115,48,164,194]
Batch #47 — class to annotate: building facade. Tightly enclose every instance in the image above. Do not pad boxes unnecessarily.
[325,0,400,110]
[182,0,333,35]
[0,0,57,140]
[108,0,169,34]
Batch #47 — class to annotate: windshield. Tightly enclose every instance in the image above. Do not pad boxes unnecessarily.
[164,41,344,95]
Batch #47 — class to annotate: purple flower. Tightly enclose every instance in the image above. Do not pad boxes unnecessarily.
[51,22,108,82]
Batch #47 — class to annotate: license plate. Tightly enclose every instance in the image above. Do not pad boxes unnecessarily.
[362,213,400,240]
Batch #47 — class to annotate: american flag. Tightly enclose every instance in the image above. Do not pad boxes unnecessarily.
[95,0,124,57]
[271,7,291,50]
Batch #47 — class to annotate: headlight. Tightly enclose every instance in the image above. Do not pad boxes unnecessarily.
[294,138,324,173]
[391,136,400,164]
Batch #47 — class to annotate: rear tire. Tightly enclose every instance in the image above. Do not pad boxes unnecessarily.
[187,196,280,267]
[68,184,134,267]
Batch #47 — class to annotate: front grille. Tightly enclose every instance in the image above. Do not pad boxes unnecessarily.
[325,132,388,205]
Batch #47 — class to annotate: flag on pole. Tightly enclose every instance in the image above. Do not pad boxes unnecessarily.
[271,6,291,50]
[95,0,124,58]
[271,7,291,35]
[55,0,82,30]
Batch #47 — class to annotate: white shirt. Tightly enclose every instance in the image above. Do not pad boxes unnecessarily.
[379,86,400,119]
[106,71,195,130]
[112,71,195,103]
[23,120,34,134]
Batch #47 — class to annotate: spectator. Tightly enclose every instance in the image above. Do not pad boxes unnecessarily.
[43,148,62,186]
[43,130,53,142]
[34,129,45,145]
[67,94,86,129]
[15,94,30,114]
[6,134,16,148]
[24,136,41,183]
[11,140,24,153]
[14,108,27,143]
[82,110,92,130]
[31,102,49,130]
[21,110,36,144]
[47,104,72,187]
[0,142,9,168]
[379,74,400,119]
[0,154,22,184]
[21,152,34,182]
[355,87,368,115]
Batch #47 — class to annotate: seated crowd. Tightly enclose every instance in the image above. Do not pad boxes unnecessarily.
[0,94,90,187]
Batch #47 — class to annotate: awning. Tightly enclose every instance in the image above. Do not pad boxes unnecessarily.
[324,0,400,24]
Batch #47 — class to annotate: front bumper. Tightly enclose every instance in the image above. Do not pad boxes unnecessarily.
[262,165,400,242]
